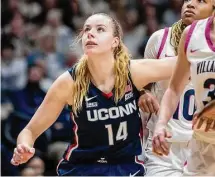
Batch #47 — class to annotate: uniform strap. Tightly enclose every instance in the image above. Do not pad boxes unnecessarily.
[157,28,169,59]
[68,64,78,81]
[184,21,198,54]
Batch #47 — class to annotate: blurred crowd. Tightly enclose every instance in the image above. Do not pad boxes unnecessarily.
[1,0,183,176]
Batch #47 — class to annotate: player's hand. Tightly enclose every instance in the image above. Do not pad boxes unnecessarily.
[11,144,35,166]
[138,91,159,114]
[152,122,172,156]
[193,100,215,132]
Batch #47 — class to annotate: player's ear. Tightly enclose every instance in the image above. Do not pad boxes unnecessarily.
[112,37,120,49]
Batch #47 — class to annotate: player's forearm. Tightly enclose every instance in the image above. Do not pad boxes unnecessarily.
[17,128,36,147]
[158,88,180,125]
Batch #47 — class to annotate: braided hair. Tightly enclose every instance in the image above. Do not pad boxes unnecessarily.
[170,19,187,55]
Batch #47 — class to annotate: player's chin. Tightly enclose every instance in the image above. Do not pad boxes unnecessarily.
[84,48,98,56]
[182,16,195,26]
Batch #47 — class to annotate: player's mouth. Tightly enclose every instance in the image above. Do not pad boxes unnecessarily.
[184,10,195,17]
[85,41,98,46]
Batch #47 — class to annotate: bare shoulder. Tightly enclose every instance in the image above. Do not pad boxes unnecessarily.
[152,28,166,38]
[52,71,74,90]
[48,71,74,105]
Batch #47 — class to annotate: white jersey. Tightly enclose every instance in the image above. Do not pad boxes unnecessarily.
[185,17,215,144]
[144,27,195,142]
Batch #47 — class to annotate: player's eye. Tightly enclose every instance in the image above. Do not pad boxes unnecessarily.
[97,27,105,32]
[84,27,91,32]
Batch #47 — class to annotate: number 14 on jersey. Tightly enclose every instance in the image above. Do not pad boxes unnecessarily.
[105,121,128,145]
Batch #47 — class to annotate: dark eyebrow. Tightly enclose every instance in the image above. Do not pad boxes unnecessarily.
[84,24,107,28]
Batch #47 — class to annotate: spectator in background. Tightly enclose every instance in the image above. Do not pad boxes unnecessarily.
[138,18,159,56]
[2,13,31,57]
[5,64,51,153]
[7,64,46,119]
[65,50,78,68]
[27,26,66,84]
[1,143,20,176]
[60,0,81,31]
[4,63,72,156]
[78,0,110,16]
[46,9,74,54]
[33,0,58,25]
[123,8,145,58]
[144,2,157,20]
[2,0,21,28]
[20,156,45,176]
[162,0,182,26]
[1,43,27,95]
[19,0,42,23]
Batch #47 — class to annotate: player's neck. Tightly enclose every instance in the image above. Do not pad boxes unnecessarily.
[87,53,115,86]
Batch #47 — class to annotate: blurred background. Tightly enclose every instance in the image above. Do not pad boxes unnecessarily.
[1,0,183,176]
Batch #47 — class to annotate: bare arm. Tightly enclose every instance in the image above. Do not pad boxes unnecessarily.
[130,57,176,90]
[17,71,74,147]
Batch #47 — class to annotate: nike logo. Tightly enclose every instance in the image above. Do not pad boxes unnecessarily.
[85,95,97,102]
[129,170,140,177]
[165,54,175,58]
[190,48,200,53]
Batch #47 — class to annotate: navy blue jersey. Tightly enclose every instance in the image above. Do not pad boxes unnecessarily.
[63,66,142,164]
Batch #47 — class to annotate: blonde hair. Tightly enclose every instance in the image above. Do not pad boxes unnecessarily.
[170,19,187,55]
[72,13,130,115]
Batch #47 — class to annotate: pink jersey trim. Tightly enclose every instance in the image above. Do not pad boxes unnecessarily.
[205,16,215,52]
[157,28,169,59]
[184,21,198,53]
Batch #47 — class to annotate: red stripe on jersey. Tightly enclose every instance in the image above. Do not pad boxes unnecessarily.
[65,113,79,161]
[135,156,144,165]
[102,92,113,99]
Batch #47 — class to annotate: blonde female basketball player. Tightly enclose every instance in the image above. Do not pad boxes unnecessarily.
[139,0,214,176]
[153,12,215,176]
[10,13,176,176]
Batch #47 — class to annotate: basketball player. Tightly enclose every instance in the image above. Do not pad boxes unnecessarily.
[139,0,214,176]
[10,13,176,176]
[153,14,215,176]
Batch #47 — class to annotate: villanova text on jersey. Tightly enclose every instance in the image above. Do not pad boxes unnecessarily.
[197,60,215,74]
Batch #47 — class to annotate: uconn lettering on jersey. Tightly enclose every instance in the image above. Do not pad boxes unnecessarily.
[87,100,137,121]
[197,60,215,74]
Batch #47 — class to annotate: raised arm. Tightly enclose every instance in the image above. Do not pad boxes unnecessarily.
[11,71,74,165]
[152,26,191,156]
